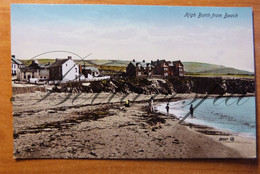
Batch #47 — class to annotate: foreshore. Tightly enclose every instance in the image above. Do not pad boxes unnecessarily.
[13,92,256,159]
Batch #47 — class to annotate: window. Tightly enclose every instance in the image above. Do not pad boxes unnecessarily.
[75,68,77,73]
[164,67,168,71]
[138,72,141,76]
[164,73,168,76]
[14,64,16,68]
[66,64,67,67]
[24,73,26,79]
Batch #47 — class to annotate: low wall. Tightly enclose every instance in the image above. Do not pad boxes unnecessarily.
[12,86,46,95]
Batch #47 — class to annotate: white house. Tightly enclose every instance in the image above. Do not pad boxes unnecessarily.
[49,56,79,82]
[11,55,23,77]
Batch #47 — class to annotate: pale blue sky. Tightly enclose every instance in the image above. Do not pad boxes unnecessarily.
[11,4,254,72]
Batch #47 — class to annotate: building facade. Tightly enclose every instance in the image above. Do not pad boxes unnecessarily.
[126,59,184,78]
[79,65,100,78]
[151,59,185,77]
[18,60,50,81]
[126,59,153,77]
[11,55,24,77]
[49,56,79,82]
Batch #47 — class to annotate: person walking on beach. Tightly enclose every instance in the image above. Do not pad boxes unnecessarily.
[190,104,194,118]
[149,97,154,113]
[165,103,170,115]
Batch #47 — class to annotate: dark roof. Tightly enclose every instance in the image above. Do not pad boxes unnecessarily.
[129,61,153,68]
[151,59,183,66]
[49,59,68,68]
[11,57,23,65]
[151,59,166,66]
[172,60,183,66]
[28,62,41,69]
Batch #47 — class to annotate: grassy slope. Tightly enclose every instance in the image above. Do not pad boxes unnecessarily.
[75,59,129,67]
[182,62,226,73]
[19,59,56,66]
[182,62,253,75]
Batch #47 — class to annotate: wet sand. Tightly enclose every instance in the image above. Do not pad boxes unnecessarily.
[12,92,256,159]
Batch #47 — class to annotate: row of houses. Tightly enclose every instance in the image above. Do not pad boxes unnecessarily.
[126,59,184,77]
[11,55,102,83]
[12,56,185,83]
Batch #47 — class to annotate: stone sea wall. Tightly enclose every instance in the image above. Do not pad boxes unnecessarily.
[49,77,255,95]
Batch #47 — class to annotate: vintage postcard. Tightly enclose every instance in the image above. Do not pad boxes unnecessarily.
[11,4,256,159]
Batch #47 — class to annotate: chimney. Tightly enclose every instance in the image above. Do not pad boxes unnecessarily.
[151,60,153,64]
[55,58,58,62]
[68,56,72,59]
[157,59,159,63]
[143,60,145,62]
[79,65,82,74]
[12,55,15,59]
[133,59,135,62]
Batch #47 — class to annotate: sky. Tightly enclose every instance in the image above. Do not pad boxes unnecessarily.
[11,5,254,72]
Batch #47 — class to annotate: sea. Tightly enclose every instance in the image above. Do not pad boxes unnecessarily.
[156,96,256,138]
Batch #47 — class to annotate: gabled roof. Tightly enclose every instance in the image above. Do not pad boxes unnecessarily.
[130,61,150,68]
[28,62,41,69]
[49,59,68,68]
[11,57,23,65]
[172,60,183,66]
[151,59,166,66]
[151,59,183,66]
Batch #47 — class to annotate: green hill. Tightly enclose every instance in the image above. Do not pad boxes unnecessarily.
[19,59,56,66]
[182,62,253,75]
[76,59,129,67]
[182,62,226,73]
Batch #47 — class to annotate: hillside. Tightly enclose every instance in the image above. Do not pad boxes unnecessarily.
[183,62,254,75]
[78,59,129,67]
[19,59,56,66]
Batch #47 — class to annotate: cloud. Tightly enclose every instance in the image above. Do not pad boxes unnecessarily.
[11,16,254,72]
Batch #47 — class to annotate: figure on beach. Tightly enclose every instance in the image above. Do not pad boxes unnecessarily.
[190,104,194,118]
[149,97,154,113]
[165,103,169,115]
[125,100,130,107]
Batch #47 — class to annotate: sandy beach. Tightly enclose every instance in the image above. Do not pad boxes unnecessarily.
[12,92,256,159]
